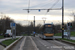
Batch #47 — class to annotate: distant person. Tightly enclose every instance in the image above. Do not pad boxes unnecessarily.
[33,32,35,37]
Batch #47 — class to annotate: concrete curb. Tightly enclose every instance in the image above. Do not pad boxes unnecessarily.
[55,39,75,45]
[0,42,7,47]
[4,36,23,50]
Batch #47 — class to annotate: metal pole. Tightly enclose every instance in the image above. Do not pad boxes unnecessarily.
[34,16,35,33]
[15,24,16,39]
[74,15,75,21]
[12,27,13,40]
[62,0,64,39]
[44,20,45,24]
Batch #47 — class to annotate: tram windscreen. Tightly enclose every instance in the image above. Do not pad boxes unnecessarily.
[44,27,53,33]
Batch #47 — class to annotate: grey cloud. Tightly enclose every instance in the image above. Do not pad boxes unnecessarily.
[0,0,75,15]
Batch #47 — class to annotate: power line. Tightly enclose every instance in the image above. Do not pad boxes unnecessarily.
[38,0,53,8]
[44,0,60,16]
[68,17,73,22]
[28,0,53,8]
[50,0,60,8]
[23,0,61,13]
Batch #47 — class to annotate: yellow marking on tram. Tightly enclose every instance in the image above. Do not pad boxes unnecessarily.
[44,33,54,36]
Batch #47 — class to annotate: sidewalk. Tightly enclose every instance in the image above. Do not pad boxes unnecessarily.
[0,45,5,50]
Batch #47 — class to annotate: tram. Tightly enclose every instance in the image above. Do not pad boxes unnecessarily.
[39,23,54,39]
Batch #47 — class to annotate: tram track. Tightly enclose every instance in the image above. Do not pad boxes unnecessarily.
[35,37,75,50]
[45,40,75,50]
[33,37,62,50]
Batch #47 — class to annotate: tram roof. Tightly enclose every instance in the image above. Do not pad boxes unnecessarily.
[44,23,53,25]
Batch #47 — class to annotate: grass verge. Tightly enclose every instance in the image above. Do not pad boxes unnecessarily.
[0,36,4,39]
[54,33,62,36]
[54,31,75,36]
[2,38,18,46]
[58,38,75,43]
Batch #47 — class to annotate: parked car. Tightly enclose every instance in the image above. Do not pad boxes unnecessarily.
[4,29,12,37]
[4,33,12,37]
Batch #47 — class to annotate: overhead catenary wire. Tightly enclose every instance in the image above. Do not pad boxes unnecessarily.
[23,0,61,16]
[28,0,30,13]
[44,0,60,16]
[38,0,54,8]
[50,0,60,8]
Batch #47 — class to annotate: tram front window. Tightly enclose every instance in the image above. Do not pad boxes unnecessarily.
[44,27,53,33]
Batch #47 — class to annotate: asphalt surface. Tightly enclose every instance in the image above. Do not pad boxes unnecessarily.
[9,36,75,50]
[23,36,36,50]
[10,37,24,50]
[0,45,5,50]
[32,36,75,50]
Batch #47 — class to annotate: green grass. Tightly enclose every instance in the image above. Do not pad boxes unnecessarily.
[23,33,32,36]
[2,38,18,46]
[54,31,75,36]
[23,34,28,36]
[54,33,62,36]
[58,38,75,43]
[71,31,75,36]
[0,36,4,38]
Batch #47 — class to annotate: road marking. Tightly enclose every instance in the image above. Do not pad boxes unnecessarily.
[29,36,39,50]
[54,40,68,46]
[38,39,45,46]
[44,45,47,46]
[47,47,49,49]
[19,36,26,50]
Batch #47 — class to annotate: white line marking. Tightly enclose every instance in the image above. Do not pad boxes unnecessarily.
[44,45,47,46]
[19,36,26,50]
[38,39,46,46]
[54,40,68,46]
[47,47,49,49]
[29,36,39,50]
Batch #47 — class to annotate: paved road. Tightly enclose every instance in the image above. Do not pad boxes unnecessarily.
[10,36,75,50]
[0,45,5,50]
[10,36,24,50]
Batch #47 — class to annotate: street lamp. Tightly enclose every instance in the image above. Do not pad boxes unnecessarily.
[42,17,46,24]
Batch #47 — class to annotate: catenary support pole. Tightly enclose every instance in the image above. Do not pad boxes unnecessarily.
[34,16,35,33]
[62,0,64,39]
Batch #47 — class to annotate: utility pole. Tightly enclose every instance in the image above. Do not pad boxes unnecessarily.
[62,0,64,39]
[74,15,75,21]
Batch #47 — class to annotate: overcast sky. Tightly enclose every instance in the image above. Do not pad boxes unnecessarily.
[0,0,75,26]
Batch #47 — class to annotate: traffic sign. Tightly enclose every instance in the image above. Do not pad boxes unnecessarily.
[38,9,40,12]
[13,23,16,26]
[10,22,16,28]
